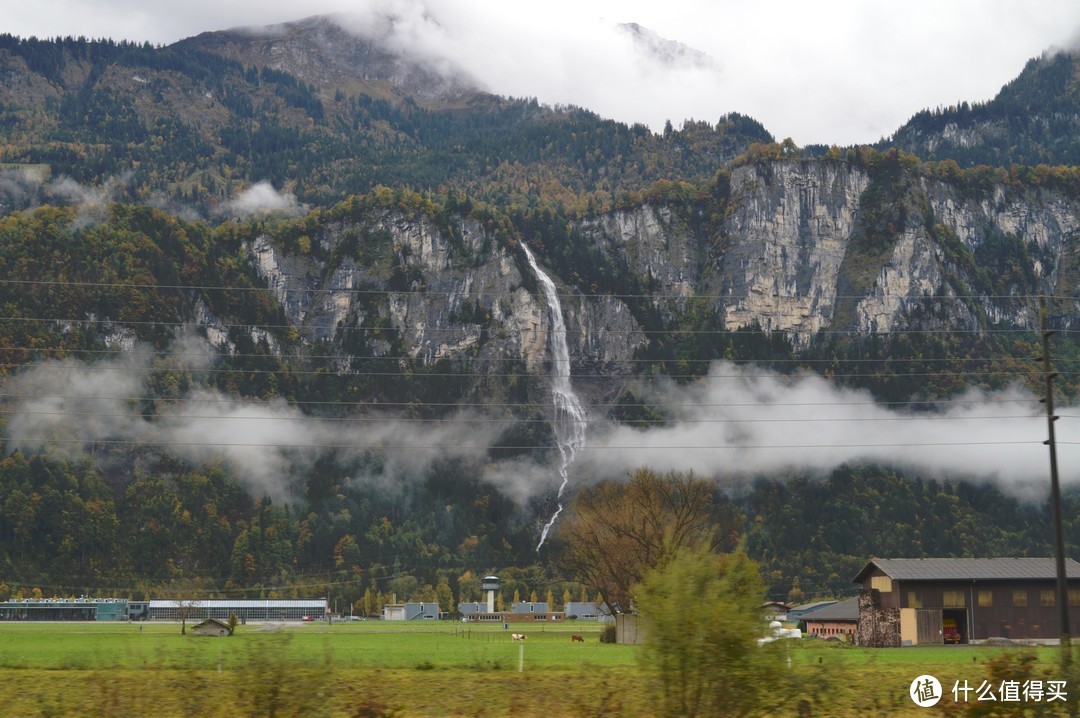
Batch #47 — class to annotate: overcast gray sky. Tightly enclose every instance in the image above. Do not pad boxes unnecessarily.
[6,0,1080,145]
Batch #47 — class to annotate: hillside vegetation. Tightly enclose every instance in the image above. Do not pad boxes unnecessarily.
[2,30,1080,607]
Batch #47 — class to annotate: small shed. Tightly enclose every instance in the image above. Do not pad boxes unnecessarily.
[614,614,645,644]
[190,617,231,637]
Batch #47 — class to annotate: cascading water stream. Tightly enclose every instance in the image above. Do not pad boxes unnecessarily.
[522,244,587,550]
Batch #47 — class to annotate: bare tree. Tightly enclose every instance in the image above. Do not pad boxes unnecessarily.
[164,578,205,635]
[174,597,202,635]
[555,467,722,612]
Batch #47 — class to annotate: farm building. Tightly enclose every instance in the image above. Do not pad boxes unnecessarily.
[189,618,232,637]
[853,557,1080,645]
[803,597,859,641]
[0,598,128,621]
[146,598,327,622]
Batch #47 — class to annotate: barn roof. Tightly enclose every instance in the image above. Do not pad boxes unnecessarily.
[788,600,836,614]
[852,557,1080,584]
[802,597,859,623]
[148,599,327,609]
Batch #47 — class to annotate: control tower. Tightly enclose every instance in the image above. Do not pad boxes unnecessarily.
[482,575,500,614]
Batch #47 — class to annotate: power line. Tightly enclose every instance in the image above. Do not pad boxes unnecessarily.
[0,436,1046,450]
[0,313,1074,337]
[0,344,1046,365]
[0,362,1065,380]
[0,391,1047,409]
[0,277,1075,304]
[0,407,1046,425]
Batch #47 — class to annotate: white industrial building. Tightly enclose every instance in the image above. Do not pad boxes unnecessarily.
[145,598,327,622]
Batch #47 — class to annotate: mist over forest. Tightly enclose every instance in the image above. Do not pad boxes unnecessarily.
[2,18,1080,609]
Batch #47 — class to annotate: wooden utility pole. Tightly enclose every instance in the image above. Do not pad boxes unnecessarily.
[1040,296,1070,657]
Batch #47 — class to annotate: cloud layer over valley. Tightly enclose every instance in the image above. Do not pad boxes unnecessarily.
[579,362,1071,499]
[3,340,1074,506]
[1,334,507,502]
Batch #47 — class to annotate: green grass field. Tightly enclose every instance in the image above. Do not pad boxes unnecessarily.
[0,621,1074,716]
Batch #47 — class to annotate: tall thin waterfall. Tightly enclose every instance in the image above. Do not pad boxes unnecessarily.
[522,244,587,550]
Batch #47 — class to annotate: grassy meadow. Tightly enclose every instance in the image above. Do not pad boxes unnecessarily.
[0,621,1075,716]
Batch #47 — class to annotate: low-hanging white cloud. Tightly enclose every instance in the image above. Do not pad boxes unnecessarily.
[0,333,506,502]
[0,170,133,224]
[3,342,1076,507]
[577,362,1071,499]
[219,181,305,218]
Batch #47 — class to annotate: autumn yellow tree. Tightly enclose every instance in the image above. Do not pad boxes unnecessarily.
[555,467,726,612]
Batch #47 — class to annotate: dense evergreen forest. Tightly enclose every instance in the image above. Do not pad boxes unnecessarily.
[887,50,1080,167]
[0,33,771,217]
[2,32,1080,609]
[0,186,1078,608]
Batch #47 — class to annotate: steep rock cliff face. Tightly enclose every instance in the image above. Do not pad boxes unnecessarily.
[720,162,870,343]
[711,160,1080,342]
[241,208,646,396]
[578,206,702,323]
[226,160,1080,389]
[854,180,1080,333]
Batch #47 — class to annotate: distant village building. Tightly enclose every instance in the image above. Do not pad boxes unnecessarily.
[853,557,1080,645]
[564,601,613,622]
[457,599,596,623]
[457,603,564,622]
[759,601,790,622]
[382,602,440,621]
[456,601,492,619]
[505,601,562,623]
[787,600,837,625]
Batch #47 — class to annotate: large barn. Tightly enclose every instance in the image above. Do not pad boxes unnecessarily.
[146,598,327,622]
[853,557,1080,645]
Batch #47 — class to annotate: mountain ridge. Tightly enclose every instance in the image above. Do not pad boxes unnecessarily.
[174,13,485,106]
[886,48,1080,167]
[3,19,1080,603]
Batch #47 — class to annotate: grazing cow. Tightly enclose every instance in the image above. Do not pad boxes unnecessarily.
[511,633,526,641]
[571,634,584,643]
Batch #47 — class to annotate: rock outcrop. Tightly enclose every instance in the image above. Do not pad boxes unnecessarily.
[230,159,1080,389]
